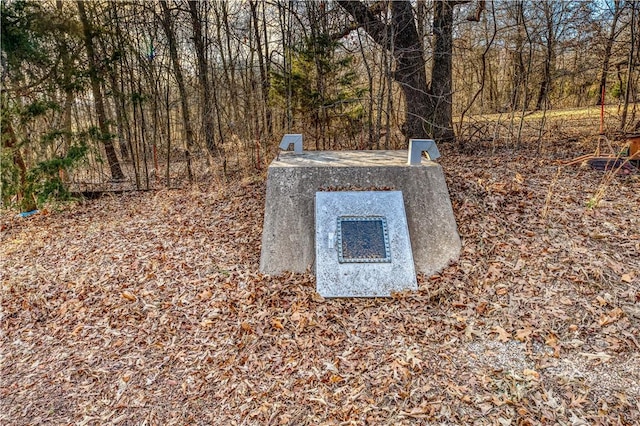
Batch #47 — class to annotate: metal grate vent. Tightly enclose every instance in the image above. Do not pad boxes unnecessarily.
[337,216,391,263]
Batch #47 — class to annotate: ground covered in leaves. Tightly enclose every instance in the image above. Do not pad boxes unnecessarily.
[1,151,639,425]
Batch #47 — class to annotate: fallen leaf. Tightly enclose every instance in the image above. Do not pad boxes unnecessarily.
[515,327,533,342]
[200,319,214,327]
[514,172,525,184]
[492,326,511,342]
[486,263,503,283]
[545,333,558,347]
[329,374,343,383]
[599,307,624,326]
[523,369,540,380]
[198,289,213,300]
[579,352,613,362]
[121,291,136,302]
[271,318,284,330]
[495,286,509,296]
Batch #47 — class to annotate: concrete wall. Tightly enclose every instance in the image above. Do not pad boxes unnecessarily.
[259,151,461,276]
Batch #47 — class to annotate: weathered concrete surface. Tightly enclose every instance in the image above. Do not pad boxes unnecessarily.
[315,191,416,298]
[259,150,461,276]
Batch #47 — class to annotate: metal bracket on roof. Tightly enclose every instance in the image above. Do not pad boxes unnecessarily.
[408,139,440,164]
[279,134,303,154]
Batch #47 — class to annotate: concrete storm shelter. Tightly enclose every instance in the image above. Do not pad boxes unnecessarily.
[259,138,461,297]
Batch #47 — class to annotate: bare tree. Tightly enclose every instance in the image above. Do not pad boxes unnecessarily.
[620,0,637,131]
[535,0,556,111]
[338,0,469,141]
[77,1,125,180]
[250,0,272,140]
[596,0,624,105]
[160,1,193,182]
[187,0,217,156]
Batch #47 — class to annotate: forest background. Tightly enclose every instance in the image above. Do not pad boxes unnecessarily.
[1,0,639,208]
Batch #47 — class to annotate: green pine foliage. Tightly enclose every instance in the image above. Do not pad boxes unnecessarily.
[1,0,89,210]
[270,34,367,143]
[1,1,50,79]
[24,141,88,207]
[0,149,20,207]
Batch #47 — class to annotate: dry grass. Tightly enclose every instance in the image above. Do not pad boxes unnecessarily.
[1,143,639,424]
[456,104,639,158]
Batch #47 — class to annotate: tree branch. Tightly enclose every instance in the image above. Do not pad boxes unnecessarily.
[336,1,389,48]
[466,0,485,22]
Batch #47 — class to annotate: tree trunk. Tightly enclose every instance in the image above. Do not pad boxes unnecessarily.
[56,0,73,152]
[510,1,525,110]
[620,1,637,131]
[431,0,456,141]
[160,1,193,182]
[250,0,272,139]
[188,0,217,156]
[390,0,433,140]
[338,0,430,140]
[213,2,237,123]
[338,0,461,142]
[103,2,129,161]
[535,1,555,111]
[1,118,36,211]
[596,0,622,106]
[77,1,124,180]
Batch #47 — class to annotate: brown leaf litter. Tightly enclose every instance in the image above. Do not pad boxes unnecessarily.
[1,154,639,425]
